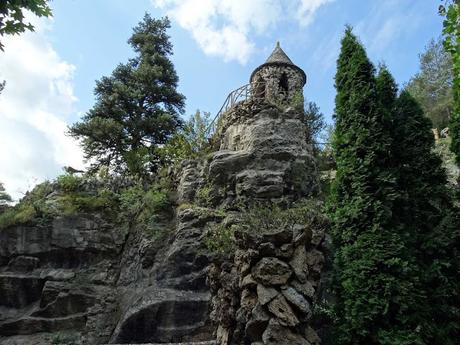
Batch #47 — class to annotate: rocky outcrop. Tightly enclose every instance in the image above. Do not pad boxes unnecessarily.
[0,199,215,344]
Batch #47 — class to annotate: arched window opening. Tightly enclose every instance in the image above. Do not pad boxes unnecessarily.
[254,76,265,99]
[279,73,289,94]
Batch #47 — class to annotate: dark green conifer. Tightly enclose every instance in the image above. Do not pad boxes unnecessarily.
[330,28,421,344]
[70,14,185,177]
[394,90,460,344]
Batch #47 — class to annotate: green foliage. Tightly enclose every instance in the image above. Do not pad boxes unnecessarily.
[239,199,328,236]
[0,204,36,229]
[406,38,453,129]
[69,15,185,178]
[329,28,424,345]
[205,223,236,256]
[303,101,327,152]
[0,0,52,51]
[56,174,82,193]
[119,183,171,239]
[0,182,12,205]
[159,110,213,163]
[290,91,305,110]
[393,89,460,343]
[196,183,214,207]
[441,1,460,167]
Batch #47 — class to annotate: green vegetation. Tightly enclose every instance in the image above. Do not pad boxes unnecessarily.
[406,38,453,129]
[159,110,213,164]
[441,1,460,168]
[329,26,460,345]
[0,173,172,238]
[393,87,460,343]
[0,0,52,51]
[205,222,236,256]
[0,182,12,206]
[69,15,185,178]
[205,199,328,257]
[303,101,327,152]
[195,183,214,207]
[329,28,421,344]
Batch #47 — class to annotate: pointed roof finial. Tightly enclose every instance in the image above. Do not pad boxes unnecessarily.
[249,41,306,85]
[265,41,293,64]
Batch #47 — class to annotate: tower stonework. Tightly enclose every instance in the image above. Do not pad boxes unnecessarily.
[176,43,327,345]
[250,42,306,103]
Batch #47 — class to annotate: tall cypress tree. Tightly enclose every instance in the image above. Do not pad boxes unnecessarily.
[394,90,460,343]
[330,28,422,344]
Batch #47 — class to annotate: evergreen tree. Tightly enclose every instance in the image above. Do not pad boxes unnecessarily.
[330,28,421,344]
[394,89,460,343]
[70,14,185,177]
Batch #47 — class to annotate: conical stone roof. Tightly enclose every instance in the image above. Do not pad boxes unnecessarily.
[265,41,294,65]
[250,42,306,85]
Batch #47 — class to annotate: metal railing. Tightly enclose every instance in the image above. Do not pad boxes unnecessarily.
[205,83,252,136]
[205,82,292,137]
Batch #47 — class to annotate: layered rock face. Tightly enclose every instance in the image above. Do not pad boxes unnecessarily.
[0,198,214,344]
[206,101,318,203]
[0,43,327,344]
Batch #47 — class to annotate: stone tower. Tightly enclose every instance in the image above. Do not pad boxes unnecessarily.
[250,42,307,103]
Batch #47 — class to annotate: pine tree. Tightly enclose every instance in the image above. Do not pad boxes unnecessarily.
[330,28,421,344]
[70,14,185,177]
[394,90,460,343]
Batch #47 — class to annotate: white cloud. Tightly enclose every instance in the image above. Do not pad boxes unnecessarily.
[152,0,334,64]
[0,14,84,200]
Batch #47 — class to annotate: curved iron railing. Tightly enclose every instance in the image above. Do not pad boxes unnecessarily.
[205,82,292,137]
[205,83,251,136]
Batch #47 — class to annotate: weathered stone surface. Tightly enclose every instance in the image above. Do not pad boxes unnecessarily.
[256,284,278,305]
[262,319,310,345]
[0,274,45,308]
[305,326,321,345]
[252,258,291,286]
[267,295,299,327]
[282,287,311,316]
[110,287,211,344]
[240,274,257,288]
[7,256,39,272]
[291,280,316,300]
[306,249,325,274]
[245,303,269,341]
[290,245,308,283]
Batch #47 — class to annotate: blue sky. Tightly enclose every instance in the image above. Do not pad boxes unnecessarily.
[0,0,444,198]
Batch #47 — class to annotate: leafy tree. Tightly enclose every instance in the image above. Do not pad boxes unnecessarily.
[303,101,326,151]
[393,89,460,343]
[406,38,453,129]
[70,15,185,178]
[329,28,421,344]
[0,0,52,51]
[0,182,12,205]
[440,1,460,168]
[158,110,212,163]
